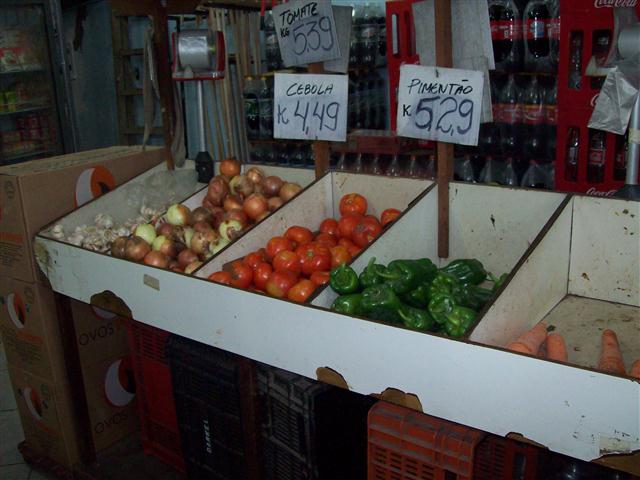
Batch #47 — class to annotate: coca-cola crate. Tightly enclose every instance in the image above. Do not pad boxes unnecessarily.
[125,320,185,472]
[165,335,261,480]
[368,401,539,480]
[258,364,374,480]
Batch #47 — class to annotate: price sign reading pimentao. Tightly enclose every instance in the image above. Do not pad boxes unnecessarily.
[273,0,341,67]
[274,73,348,142]
[396,64,484,146]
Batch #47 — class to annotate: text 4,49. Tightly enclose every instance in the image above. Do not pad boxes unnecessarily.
[402,95,474,136]
[277,99,340,134]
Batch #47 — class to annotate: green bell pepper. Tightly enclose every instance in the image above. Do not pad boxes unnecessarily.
[402,282,431,308]
[331,293,364,315]
[428,272,460,298]
[378,258,438,294]
[451,283,494,311]
[442,306,476,338]
[441,259,488,285]
[361,284,404,323]
[427,292,456,325]
[359,257,388,289]
[330,264,360,294]
[490,272,508,292]
[398,305,436,331]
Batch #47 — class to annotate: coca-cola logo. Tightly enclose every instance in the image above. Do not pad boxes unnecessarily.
[586,187,617,197]
[590,94,599,108]
[594,0,637,7]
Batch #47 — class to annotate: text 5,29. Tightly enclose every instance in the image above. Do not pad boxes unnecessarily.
[401,95,475,137]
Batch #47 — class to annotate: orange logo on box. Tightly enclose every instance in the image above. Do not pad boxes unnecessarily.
[104,357,136,407]
[21,387,43,420]
[90,305,118,321]
[6,292,26,328]
[75,166,115,208]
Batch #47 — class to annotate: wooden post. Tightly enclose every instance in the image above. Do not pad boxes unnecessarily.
[308,62,330,179]
[434,0,453,258]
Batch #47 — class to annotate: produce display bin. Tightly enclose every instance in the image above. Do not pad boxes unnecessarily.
[368,401,539,480]
[126,319,185,472]
[258,363,374,480]
[165,334,260,480]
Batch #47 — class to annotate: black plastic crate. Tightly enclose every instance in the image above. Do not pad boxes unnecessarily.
[166,335,260,480]
[257,364,375,480]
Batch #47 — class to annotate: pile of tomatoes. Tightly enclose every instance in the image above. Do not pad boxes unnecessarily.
[207,193,401,303]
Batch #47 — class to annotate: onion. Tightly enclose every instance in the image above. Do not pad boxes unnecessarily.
[190,229,220,256]
[253,180,266,196]
[191,206,214,225]
[210,236,230,255]
[279,182,302,201]
[183,227,195,249]
[168,259,180,270]
[206,176,230,206]
[111,236,128,258]
[246,166,265,185]
[224,208,248,227]
[263,176,284,197]
[220,158,241,178]
[156,222,174,237]
[177,249,198,268]
[143,251,170,269]
[167,204,191,226]
[243,193,268,221]
[229,175,254,198]
[268,196,284,211]
[209,207,225,229]
[223,194,243,212]
[152,235,178,258]
[135,224,157,245]
[202,197,217,213]
[219,219,243,242]
[193,221,214,233]
[125,236,151,262]
[256,211,270,222]
[184,261,203,275]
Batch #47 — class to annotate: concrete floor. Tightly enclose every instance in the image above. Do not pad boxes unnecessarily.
[0,339,55,480]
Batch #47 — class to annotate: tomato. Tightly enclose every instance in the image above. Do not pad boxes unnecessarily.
[265,270,298,298]
[272,250,301,276]
[208,271,232,285]
[284,226,313,248]
[338,237,355,248]
[243,249,267,270]
[339,193,368,216]
[314,232,338,248]
[352,215,382,248]
[287,279,317,303]
[380,208,401,227]
[228,261,253,289]
[296,242,332,276]
[349,244,362,257]
[330,245,352,268]
[253,262,273,291]
[337,213,363,239]
[310,271,330,286]
[266,236,294,260]
[319,218,339,237]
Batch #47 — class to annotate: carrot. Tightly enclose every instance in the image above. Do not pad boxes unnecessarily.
[546,333,567,362]
[598,329,626,375]
[506,322,547,356]
[630,360,640,380]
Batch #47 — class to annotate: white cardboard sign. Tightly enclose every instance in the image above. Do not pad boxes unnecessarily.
[396,64,484,146]
[274,73,348,141]
[273,0,341,67]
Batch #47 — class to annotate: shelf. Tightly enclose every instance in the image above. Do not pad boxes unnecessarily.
[0,105,50,116]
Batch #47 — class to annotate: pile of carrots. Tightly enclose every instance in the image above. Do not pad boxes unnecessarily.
[506,324,640,379]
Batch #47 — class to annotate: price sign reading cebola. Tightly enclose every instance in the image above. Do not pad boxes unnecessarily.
[396,64,484,146]
[274,73,348,142]
[273,0,341,67]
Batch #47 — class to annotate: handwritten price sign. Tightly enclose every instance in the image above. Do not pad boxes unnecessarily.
[274,73,348,142]
[396,64,484,146]
[273,0,341,67]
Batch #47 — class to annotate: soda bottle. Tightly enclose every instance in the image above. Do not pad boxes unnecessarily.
[376,3,387,66]
[499,157,519,186]
[387,154,402,176]
[545,78,558,160]
[454,154,475,182]
[424,153,437,179]
[360,3,379,66]
[349,5,363,66]
[498,74,522,157]
[479,156,502,184]
[377,75,387,129]
[353,152,364,173]
[488,0,522,72]
[336,152,349,171]
[407,154,421,178]
[478,122,500,159]
[568,32,583,90]
[564,127,579,182]
[243,76,260,139]
[524,0,550,71]
[258,76,273,139]
[591,30,612,89]
[355,75,366,129]
[547,0,560,70]
[521,160,547,188]
[264,11,281,71]
[370,154,383,175]
[522,75,545,161]
[360,74,372,129]
[587,130,606,183]
[348,76,357,130]
[614,133,628,181]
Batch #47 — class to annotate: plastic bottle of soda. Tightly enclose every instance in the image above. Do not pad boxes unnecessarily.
[387,154,402,176]
[376,3,387,66]
[498,74,522,157]
[377,75,387,129]
[545,78,558,160]
[360,73,372,129]
[614,133,629,181]
[547,0,560,71]
[336,152,349,171]
[564,127,579,182]
[522,75,545,161]
[568,32,583,90]
[524,0,550,71]
[360,3,379,66]
[499,157,519,186]
[489,0,522,72]
[370,154,383,175]
[348,76,357,130]
[264,11,281,71]
[349,5,363,66]
[258,76,273,139]
[243,76,260,139]
[591,30,612,89]
[353,152,364,173]
[587,130,606,183]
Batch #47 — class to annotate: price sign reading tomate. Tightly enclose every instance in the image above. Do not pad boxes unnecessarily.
[273,0,341,67]
[273,73,348,141]
[396,64,484,146]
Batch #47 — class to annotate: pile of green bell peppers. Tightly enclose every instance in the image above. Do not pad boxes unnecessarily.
[329,257,503,338]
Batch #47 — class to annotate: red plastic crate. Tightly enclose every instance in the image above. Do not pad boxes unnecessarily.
[125,319,185,472]
[368,402,539,480]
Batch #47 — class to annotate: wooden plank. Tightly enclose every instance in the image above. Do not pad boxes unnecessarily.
[434,0,453,258]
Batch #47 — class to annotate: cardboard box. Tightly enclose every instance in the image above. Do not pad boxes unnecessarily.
[8,366,85,469]
[0,145,166,283]
[0,276,67,382]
